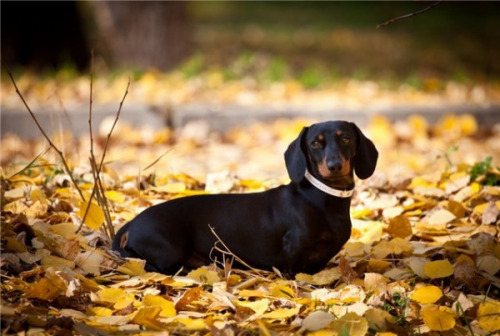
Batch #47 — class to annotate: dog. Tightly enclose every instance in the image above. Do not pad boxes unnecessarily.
[112,121,378,276]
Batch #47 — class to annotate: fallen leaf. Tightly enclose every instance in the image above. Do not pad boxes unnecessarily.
[410,285,442,304]
[386,215,413,238]
[187,267,221,285]
[262,306,300,319]
[476,254,500,275]
[424,259,454,279]
[482,201,500,225]
[142,294,176,318]
[420,305,456,331]
[77,200,105,230]
[477,300,500,332]
[301,310,334,331]
[331,312,368,336]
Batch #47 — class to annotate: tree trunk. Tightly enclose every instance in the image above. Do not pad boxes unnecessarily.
[87,1,191,71]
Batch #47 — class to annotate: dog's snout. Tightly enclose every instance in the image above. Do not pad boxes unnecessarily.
[327,160,342,172]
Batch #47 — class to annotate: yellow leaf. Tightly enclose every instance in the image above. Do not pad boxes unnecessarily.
[50,223,78,238]
[154,182,186,194]
[351,220,384,244]
[87,306,113,317]
[78,200,105,230]
[477,301,500,332]
[420,305,456,331]
[227,274,241,286]
[173,317,206,330]
[26,277,63,301]
[238,298,270,316]
[30,188,49,206]
[371,238,413,259]
[98,288,128,303]
[132,306,164,330]
[411,285,443,304]
[312,267,341,285]
[105,190,126,203]
[474,201,500,215]
[187,267,220,285]
[271,285,295,299]
[368,259,392,273]
[447,200,466,218]
[116,258,146,276]
[307,331,336,336]
[386,215,413,238]
[344,242,370,258]
[424,259,454,279]
[331,312,369,336]
[295,273,314,283]
[41,255,76,270]
[3,237,27,253]
[98,288,136,309]
[142,295,176,318]
[261,306,300,319]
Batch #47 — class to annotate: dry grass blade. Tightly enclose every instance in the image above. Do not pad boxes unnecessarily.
[7,71,85,201]
[8,146,51,179]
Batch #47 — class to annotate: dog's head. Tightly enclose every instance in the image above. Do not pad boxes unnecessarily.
[284,121,378,189]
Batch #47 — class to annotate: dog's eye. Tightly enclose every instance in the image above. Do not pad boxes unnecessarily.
[311,140,322,148]
[341,137,351,145]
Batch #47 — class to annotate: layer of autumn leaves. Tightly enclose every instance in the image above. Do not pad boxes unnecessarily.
[1,115,500,335]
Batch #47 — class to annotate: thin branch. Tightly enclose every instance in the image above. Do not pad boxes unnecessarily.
[8,71,85,201]
[142,149,173,172]
[77,51,130,236]
[208,225,266,276]
[377,1,442,29]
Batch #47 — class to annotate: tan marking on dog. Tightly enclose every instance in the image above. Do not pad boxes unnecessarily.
[318,157,331,177]
[120,231,129,249]
[317,155,351,178]
[336,130,343,137]
[317,134,324,142]
[340,156,351,175]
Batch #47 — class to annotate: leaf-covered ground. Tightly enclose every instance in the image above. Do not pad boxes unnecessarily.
[1,114,500,335]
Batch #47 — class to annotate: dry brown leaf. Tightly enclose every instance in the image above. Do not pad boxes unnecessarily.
[386,215,413,238]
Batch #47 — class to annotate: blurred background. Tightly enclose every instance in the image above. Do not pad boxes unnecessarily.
[2,1,500,180]
[2,1,499,132]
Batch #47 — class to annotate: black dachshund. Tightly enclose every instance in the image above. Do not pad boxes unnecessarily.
[113,121,378,275]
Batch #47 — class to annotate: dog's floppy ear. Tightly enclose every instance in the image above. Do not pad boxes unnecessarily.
[284,127,308,182]
[351,123,378,179]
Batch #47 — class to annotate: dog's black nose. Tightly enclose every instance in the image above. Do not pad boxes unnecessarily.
[327,160,342,172]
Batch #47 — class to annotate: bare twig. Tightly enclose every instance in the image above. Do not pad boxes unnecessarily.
[208,225,266,276]
[142,149,173,172]
[8,71,85,201]
[377,1,442,29]
[77,51,130,236]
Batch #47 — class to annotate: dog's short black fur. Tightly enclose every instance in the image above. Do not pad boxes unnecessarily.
[112,121,378,275]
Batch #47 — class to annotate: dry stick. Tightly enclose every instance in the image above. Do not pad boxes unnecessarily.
[377,1,442,29]
[8,71,85,201]
[208,225,266,276]
[76,54,130,236]
[89,156,114,238]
